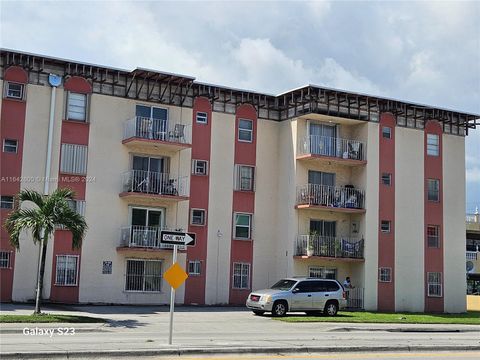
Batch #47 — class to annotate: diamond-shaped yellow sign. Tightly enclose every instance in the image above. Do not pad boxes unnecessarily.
[163,262,188,290]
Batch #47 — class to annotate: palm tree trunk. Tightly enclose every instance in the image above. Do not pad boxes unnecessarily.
[34,232,48,314]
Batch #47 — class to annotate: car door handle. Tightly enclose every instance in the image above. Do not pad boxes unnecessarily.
[307,294,312,297]
[325,294,329,297]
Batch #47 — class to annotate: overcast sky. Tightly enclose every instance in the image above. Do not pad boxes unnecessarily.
[1,0,479,211]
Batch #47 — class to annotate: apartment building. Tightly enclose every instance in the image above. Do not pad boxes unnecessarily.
[1,49,478,312]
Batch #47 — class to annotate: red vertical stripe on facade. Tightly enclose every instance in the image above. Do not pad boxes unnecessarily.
[378,113,395,311]
[50,77,92,303]
[424,121,444,312]
[185,97,212,304]
[0,66,28,302]
[229,104,257,305]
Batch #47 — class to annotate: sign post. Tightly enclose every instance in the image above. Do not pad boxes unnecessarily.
[161,230,196,345]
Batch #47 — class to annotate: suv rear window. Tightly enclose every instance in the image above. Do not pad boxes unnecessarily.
[325,281,340,292]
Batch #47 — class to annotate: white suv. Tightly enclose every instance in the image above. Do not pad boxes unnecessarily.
[246,278,347,317]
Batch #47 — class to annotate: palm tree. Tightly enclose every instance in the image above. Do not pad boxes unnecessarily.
[4,188,87,314]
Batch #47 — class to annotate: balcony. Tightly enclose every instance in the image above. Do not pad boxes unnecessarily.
[297,135,366,165]
[294,235,364,260]
[119,170,189,202]
[117,225,185,251]
[123,117,192,151]
[467,251,478,261]
[466,211,480,232]
[296,184,365,213]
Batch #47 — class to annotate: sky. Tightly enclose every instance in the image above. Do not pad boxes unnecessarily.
[1,0,479,212]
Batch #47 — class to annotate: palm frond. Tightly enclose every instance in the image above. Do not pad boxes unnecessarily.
[54,207,87,250]
[4,209,44,249]
[18,189,45,209]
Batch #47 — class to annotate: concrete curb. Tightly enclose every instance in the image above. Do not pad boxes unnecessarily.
[2,344,480,359]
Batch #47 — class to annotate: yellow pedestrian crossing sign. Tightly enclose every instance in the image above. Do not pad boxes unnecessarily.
[163,262,188,290]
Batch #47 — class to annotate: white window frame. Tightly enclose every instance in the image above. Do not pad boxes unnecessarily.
[427,134,439,156]
[196,111,208,124]
[0,196,14,209]
[381,173,391,186]
[233,213,252,240]
[234,164,255,191]
[380,220,391,233]
[60,143,88,175]
[427,272,442,297]
[67,92,88,122]
[125,259,162,293]
[427,225,440,248]
[190,208,206,226]
[427,179,440,202]
[3,139,18,153]
[0,251,11,268]
[232,262,250,289]
[188,260,201,275]
[4,82,25,100]
[55,255,79,286]
[192,159,208,176]
[378,267,392,282]
[308,266,337,279]
[238,119,253,142]
[382,126,392,139]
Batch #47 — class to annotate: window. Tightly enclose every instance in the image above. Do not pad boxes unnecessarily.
[4,82,24,100]
[67,92,87,121]
[382,126,392,139]
[427,272,442,297]
[380,221,391,233]
[427,179,440,202]
[0,251,11,268]
[232,263,250,289]
[0,196,14,209]
[57,200,86,229]
[192,159,208,176]
[3,139,18,153]
[238,119,253,142]
[235,165,255,191]
[191,209,206,226]
[60,143,88,175]
[188,260,201,275]
[309,266,337,279]
[427,134,439,156]
[196,112,207,124]
[102,261,112,274]
[378,267,392,282]
[55,255,79,286]
[234,213,252,239]
[125,259,162,292]
[427,225,440,248]
[381,173,392,186]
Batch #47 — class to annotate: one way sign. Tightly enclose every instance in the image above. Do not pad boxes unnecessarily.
[160,231,196,246]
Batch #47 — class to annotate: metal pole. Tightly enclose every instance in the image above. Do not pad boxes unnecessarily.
[168,244,178,345]
[44,84,57,195]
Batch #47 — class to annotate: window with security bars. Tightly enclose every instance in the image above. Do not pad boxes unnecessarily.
[232,263,250,289]
[192,159,208,175]
[378,267,392,282]
[125,259,162,292]
[308,266,337,279]
[427,134,439,156]
[60,143,88,175]
[4,82,24,100]
[67,92,87,121]
[234,165,255,191]
[427,225,440,248]
[188,260,201,275]
[0,251,11,268]
[427,272,442,297]
[55,255,78,286]
[234,213,252,239]
[427,179,440,202]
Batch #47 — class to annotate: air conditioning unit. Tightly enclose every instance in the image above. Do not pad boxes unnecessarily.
[466,260,475,273]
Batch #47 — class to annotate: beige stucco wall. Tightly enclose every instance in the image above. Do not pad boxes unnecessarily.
[443,134,466,313]
[205,112,235,304]
[395,127,424,312]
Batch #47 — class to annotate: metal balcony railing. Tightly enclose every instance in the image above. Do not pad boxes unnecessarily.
[120,225,185,250]
[295,235,364,259]
[298,135,366,161]
[124,116,192,144]
[296,184,365,209]
[122,170,189,197]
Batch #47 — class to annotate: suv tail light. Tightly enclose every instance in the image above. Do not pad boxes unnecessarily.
[342,291,347,300]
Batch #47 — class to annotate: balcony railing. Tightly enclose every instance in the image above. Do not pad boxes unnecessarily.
[295,235,364,259]
[467,251,478,261]
[120,225,185,250]
[298,135,366,161]
[124,116,192,144]
[296,184,365,209]
[122,170,189,197]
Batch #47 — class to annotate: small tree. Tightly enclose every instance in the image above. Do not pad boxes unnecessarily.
[4,188,87,314]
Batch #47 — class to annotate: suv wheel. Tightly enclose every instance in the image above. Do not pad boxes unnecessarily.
[272,301,288,317]
[324,301,338,316]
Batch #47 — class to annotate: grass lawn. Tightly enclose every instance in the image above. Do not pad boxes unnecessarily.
[276,311,480,325]
[0,314,105,323]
